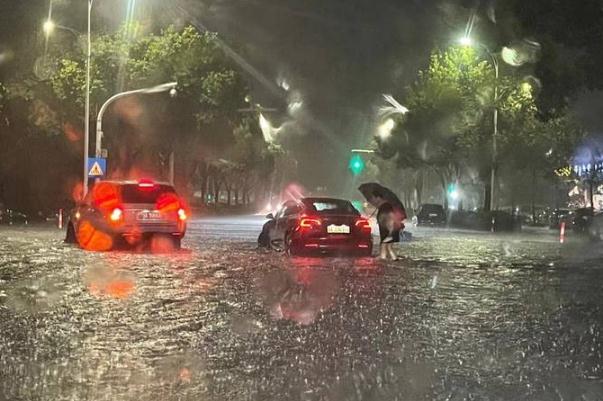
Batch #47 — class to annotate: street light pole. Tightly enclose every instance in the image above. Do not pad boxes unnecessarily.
[490,53,499,212]
[461,37,499,211]
[95,82,178,181]
[83,0,94,197]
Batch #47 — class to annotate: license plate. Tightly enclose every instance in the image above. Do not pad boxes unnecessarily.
[137,210,161,220]
[429,213,438,217]
[327,224,350,234]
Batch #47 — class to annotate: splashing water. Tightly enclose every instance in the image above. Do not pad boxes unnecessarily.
[379,94,409,118]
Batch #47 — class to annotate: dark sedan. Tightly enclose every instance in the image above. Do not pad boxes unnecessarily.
[259,197,373,256]
[414,203,446,226]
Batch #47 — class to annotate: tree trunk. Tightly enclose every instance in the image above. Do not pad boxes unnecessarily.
[437,172,448,210]
[415,171,423,206]
[483,180,492,212]
[213,179,222,207]
[531,167,537,224]
[201,174,207,206]
[589,177,595,209]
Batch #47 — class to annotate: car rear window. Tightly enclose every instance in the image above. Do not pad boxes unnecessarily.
[305,200,359,215]
[120,184,176,204]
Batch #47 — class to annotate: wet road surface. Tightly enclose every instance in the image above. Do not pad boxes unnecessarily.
[1,216,602,400]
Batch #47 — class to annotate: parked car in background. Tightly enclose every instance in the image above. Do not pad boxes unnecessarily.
[449,209,521,232]
[572,207,594,234]
[413,203,446,226]
[587,211,603,240]
[0,209,29,225]
[549,209,573,229]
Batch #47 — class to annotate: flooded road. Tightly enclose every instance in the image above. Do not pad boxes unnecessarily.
[1,217,602,400]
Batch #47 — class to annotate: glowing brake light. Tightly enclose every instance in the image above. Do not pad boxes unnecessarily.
[177,208,187,221]
[355,218,371,233]
[109,207,123,222]
[138,179,155,189]
[299,216,322,230]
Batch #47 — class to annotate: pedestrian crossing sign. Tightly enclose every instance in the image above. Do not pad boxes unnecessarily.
[87,157,106,178]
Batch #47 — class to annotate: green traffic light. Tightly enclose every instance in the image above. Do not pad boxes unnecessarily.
[349,154,365,175]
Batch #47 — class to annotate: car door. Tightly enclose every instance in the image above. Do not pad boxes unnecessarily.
[274,202,301,245]
[283,203,303,239]
[268,203,288,247]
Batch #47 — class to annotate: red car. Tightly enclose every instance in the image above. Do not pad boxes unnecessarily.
[261,197,373,256]
[65,180,187,251]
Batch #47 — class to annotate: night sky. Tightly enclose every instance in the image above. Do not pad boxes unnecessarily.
[171,0,471,192]
[3,0,602,193]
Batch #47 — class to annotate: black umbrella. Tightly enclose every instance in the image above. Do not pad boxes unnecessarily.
[358,182,406,215]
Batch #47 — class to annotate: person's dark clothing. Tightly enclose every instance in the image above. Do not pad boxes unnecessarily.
[377,202,402,243]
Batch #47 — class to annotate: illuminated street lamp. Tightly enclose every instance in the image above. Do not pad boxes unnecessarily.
[459,36,473,47]
[42,19,79,38]
[43,19,55,36]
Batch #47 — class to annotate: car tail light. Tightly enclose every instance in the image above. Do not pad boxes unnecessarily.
[299,216,322,230]
[109,207,123,223]
[178,208,187,221]
[156,192,182,213]
[138,179,155,189]
[355,218,371,233]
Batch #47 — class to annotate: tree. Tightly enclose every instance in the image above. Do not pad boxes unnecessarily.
[379,46,539,210]
[48,24,253,193]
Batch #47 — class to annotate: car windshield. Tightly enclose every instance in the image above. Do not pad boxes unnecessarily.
[304,199,359,214]
[120,184,176,204]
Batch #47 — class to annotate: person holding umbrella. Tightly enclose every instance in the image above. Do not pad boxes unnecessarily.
[359,183,406,260]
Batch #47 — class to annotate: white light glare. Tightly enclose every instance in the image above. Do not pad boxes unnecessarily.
[377,118,395,140]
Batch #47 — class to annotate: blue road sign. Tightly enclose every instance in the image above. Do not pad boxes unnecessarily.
[87,157,107,178]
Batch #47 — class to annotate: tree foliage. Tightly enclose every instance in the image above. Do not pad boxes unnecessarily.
[378,45,581,208]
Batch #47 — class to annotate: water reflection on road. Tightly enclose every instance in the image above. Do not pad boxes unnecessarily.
[0,220,602,400]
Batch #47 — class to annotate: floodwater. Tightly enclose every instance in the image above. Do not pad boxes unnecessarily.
[0,217,602,400]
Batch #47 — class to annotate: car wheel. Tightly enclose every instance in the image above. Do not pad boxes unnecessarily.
[172,237,182,250]
[65,223,77,244]
[284,232,299,256]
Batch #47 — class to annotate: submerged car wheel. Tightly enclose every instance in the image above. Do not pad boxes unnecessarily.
[284,233,299,256]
